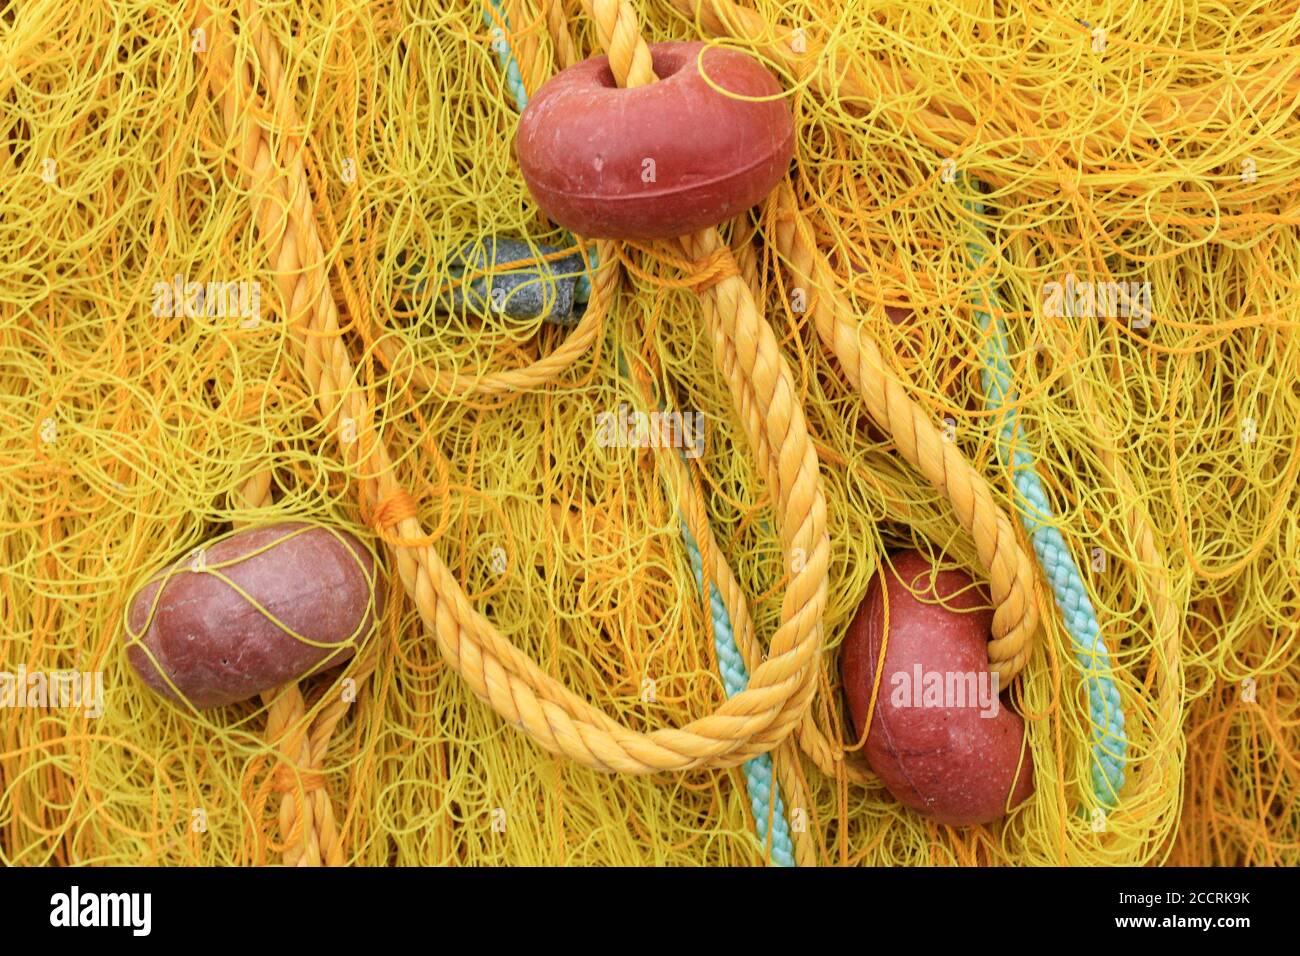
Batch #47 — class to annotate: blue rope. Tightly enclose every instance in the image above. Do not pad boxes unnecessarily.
[482,3,528,112]
[481,2,591,305]
[961,180,1127,809]
[482,0,795,861]
[679,516,796,867]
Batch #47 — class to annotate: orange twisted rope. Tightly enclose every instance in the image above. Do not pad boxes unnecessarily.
[195,0,828,776]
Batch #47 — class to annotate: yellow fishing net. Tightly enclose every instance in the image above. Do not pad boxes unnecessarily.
[1,0,1295,866]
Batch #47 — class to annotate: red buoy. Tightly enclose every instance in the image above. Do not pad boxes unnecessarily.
[841,551,1035,826]
[515,41,794,240]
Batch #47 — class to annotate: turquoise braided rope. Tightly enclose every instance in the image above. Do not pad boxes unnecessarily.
[961,180,1127,808]
[482,3,591,305]
[483,0,795,861]
[483,6,529,111]
[679,517,796,867]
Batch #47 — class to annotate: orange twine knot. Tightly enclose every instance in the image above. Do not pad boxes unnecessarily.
[1058,169,1083,201]
[370,488,419,530]
[690,248,742,294]
[612,240,739,294]
[273,764,329,793]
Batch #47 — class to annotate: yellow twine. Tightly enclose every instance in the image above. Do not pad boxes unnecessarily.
[1,0,1296,865]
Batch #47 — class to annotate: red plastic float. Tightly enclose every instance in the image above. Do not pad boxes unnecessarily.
[125,523,383,709]
[841,550,1035,826]
[515,41,794,240]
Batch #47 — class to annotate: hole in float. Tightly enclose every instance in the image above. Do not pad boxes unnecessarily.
[649,47,690,79]
[593,46,690,88]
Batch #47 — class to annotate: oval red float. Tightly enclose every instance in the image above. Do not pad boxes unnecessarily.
[840,550,1035,826]
[515,41,795,240]
[124,522,383,709]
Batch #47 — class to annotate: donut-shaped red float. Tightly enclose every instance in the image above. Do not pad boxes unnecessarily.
[841,551,1035,826]
[515,41,794,240]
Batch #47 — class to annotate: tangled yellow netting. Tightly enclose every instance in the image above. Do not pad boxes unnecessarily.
[1,0,1297,865]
